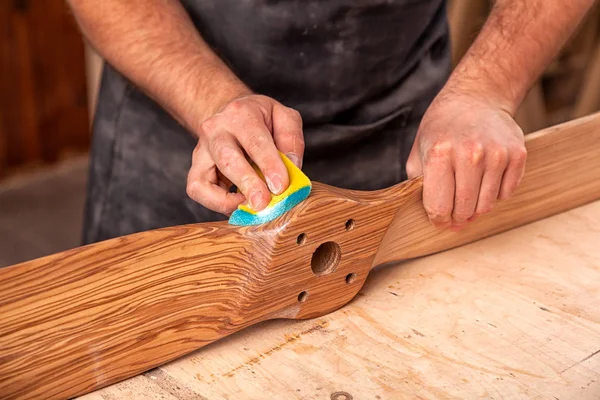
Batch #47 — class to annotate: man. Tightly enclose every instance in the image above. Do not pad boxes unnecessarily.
[67,0,593,244]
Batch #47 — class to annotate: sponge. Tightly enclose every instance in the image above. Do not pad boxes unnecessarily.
[228,153,312,226]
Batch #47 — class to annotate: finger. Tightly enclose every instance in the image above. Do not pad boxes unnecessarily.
[474,147,508,216]
[406,143,423,179]
[451,143,485,226]
[187,142,245,215]
[272,104,305,169]
[236,117,289,196]
[422,142,455,228]
[498,145,527,200]
[207,131,271,211]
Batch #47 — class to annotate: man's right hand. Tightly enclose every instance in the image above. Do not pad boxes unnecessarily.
[186,94,305,216]
[65,0,304,216]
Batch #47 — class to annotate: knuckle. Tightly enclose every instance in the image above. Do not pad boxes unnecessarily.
[487,146,509,167]
[245,133,271,155]
[452,197,472,216]
[286,107,303,123]
[280,128,305,148]
[186,181,201,201]
[425,140,452,161]
[424,205,451,221]
[512,145,528,164]
[455,189,474,203]
[239,174,255,191]
[428,213,450,223]
[200,117,217,134]
[459,141,484,165]
[211,138,236,167]
[226,99,251,114]
[227,99,244,111]
[406,160,419,177]
[241,176,264,196]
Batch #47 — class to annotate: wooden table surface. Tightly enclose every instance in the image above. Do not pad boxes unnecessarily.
[79,200,600,400]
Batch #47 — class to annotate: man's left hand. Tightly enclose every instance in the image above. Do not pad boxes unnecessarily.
[406,92,527,231]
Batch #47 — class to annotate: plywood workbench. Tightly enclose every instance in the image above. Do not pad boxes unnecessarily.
[77,200,600,400]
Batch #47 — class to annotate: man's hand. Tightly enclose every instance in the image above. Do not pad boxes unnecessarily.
[66,0,305,215]
[186,95,304,215]
[406,93,526,231]
[405,0,594,230]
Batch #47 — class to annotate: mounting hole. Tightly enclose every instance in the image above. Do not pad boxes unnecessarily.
[345,219,355,231]
[297,233,307,245]
[311,242,342,276]
[298,291,309,302]
[345,273,357,284]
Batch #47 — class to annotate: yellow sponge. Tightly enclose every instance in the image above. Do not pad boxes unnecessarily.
[228,153,312,226]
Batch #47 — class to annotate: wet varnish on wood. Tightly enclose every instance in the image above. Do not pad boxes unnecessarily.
[1,114,600,399]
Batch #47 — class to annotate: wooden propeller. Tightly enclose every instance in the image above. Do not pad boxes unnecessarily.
[1,113,600,400]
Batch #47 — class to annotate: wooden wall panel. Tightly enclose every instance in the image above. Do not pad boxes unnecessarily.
[0,0,89,178]
[0,1,9,173]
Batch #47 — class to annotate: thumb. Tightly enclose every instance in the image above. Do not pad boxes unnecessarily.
[272,103,305,168]
[405,142,423,179]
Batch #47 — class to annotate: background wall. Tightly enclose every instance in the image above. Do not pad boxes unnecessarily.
[0,0,90,179]
[2,0,600,180]
[448,0,600,133]
[85,46,102,121]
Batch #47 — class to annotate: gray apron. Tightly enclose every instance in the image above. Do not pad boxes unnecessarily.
[82,0,451,244]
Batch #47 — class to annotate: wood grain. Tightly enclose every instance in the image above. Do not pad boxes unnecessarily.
[81,199,600,399]
[0,182,406,399]
[1,224,256,399]
[1,113,600,399]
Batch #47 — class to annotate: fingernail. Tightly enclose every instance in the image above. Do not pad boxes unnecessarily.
[266,174,283,194]
[250,190,266,210]
[286,153,301,168]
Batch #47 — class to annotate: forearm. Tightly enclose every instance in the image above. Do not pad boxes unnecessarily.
[67,0,250,133]
[446,0,595,114]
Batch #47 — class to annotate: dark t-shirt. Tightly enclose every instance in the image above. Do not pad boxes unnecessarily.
[83,0,451,243]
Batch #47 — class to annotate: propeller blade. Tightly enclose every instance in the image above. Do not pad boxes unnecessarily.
[2,113,600,400]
